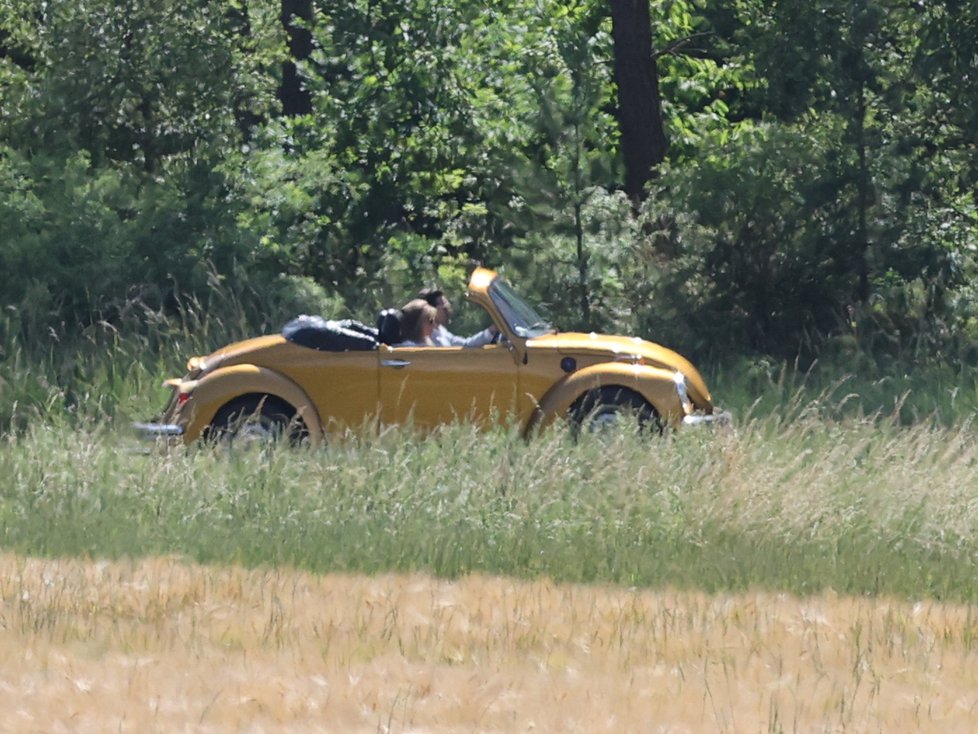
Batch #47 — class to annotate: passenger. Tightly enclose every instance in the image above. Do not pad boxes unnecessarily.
[395,299,438,347]
[418,288,498,348]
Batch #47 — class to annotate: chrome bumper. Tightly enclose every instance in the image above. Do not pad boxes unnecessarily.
[133,421,185,440]
[682,409,733,428]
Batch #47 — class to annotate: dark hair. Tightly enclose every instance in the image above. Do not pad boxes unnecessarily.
[418,288,444,307]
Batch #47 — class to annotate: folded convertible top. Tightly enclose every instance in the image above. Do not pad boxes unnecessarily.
[282,315,378,352]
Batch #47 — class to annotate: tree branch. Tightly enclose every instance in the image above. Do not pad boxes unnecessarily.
[652,32,714,60]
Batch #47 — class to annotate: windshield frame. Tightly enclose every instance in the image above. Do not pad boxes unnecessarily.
[489,278,555,338]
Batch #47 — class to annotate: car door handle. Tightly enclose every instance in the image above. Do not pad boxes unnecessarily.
[382,359,411,369]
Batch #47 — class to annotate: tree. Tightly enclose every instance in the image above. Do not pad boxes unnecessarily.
[634,0,978,361]
[0,0,284,321]
[608,0,666,202]
[237,0,623,317]
[279,0,313,115]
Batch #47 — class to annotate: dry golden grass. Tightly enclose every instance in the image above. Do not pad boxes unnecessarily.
[2,553,978,733]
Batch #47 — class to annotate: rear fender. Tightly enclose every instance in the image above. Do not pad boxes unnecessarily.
[522,362,685,436]
[177,364,323,444]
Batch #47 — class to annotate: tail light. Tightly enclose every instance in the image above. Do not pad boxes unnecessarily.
[163,378,197,410]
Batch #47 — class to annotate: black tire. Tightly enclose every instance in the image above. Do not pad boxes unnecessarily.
[206,395,306,447]
[570,386,662,437]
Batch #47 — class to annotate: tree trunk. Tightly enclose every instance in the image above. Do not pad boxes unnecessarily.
[609,0,667,203]
[854,80,870,304]
[279,0,313,116]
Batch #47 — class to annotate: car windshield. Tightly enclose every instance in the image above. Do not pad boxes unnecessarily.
[489,278,556,338]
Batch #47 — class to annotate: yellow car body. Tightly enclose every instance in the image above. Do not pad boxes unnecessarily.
[137,268,726,445]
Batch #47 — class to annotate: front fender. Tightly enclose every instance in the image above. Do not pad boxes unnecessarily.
[177,364,323,445]
[522,362,686,436]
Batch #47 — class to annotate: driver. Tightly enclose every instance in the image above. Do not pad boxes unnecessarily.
[418,288,498,348]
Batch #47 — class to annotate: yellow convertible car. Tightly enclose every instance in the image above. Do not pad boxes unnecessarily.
[136,268,727,445]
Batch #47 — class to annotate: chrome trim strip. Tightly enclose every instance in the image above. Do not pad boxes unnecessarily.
[133,422,185,438]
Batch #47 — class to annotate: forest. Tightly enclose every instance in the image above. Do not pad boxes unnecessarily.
[2,0,978,383]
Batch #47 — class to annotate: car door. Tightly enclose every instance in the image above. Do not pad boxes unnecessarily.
[378,344,519,429]
[276,348,381,433]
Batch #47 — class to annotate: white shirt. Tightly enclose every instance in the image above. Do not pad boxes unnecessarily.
[393,338,434,347]
[431,324,495,348]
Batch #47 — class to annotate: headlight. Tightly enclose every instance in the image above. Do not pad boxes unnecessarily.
[673,371,693,414]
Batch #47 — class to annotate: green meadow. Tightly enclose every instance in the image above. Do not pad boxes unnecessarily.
[3,310,978,603]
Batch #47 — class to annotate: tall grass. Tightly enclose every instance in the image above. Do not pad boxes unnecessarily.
[2,409,977,601]
[5,283,978,434]
[0,280,295,432]
[713,352,978,426]
[3,296,978,600]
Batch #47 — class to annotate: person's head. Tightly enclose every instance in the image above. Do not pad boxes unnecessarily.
[418,287,452,326]
[399,299,438,343]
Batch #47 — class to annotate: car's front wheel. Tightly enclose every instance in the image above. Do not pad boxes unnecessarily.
[570,386,661,437]
[207,395,306,448]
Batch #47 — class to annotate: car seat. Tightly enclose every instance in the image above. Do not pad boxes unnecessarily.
[376,308,403,345]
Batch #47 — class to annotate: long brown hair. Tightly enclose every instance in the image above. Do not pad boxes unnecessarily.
[399,299,437,343]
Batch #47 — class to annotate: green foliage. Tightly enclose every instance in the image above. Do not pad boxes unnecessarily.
[2,0,978,371]
[0,0,284,321]
[225,0,622,317]
[0,146,251,321]
[653,0,753,153]
[513,188,640,333]
[633,125,858,357]
[0,268,345,435]
[625,0,978,363]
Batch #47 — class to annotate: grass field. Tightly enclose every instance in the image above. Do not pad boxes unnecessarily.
[4,311,978,730]
[4,554,978,732]
[2,407,978,600]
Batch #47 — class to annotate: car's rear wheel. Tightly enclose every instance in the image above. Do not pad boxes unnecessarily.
[570,386,662,437]
[207,395,306,448]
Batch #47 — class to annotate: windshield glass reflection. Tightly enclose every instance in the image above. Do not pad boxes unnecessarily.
[489,279,555,338]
